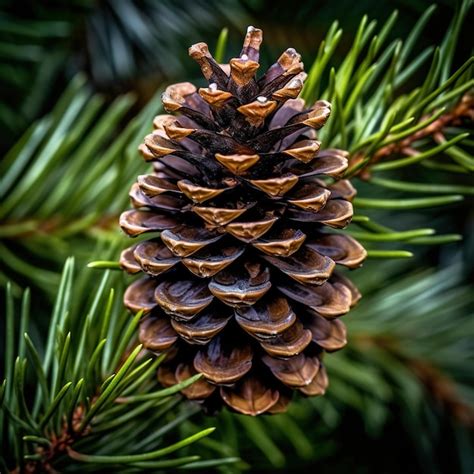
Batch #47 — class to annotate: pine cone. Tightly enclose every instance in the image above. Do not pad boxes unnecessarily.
[119,27,366,415]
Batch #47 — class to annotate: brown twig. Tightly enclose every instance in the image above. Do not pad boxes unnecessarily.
[350,94,474,178]
[409,360,474,427]
[16,344,145,473]
[17,404,93,474]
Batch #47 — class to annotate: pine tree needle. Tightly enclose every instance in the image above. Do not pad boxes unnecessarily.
[117,373,203,403]
[38,382,72,430]
[366,250,413,258]
[354,195,463,209]
[371,133,469,170]
[348,228,434,242]
[87,261,121,270]
[23,435,51,446]
[214,28,228,64]
[78,344,143,432]
[180,456,241,469]
[129,455,201,469]
[406,234,463,245]
[368,177,474,195]
[67,427,215,463]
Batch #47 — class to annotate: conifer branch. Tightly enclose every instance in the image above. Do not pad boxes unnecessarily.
[0,261,229,472]
[351,94,474,176]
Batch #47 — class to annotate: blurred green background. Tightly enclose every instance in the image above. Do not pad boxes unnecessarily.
[0,0,473,473]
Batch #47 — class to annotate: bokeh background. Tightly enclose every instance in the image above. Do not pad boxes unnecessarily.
[1,0,473,473]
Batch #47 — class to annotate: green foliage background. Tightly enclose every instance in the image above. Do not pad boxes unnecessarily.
[0,0,473,472]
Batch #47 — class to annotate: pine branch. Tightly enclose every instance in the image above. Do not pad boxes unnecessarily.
[0,260,230,472]
[351,94,474,174]
[0,76,159,295]
[300,2,473,199]
[302,5,473,145]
